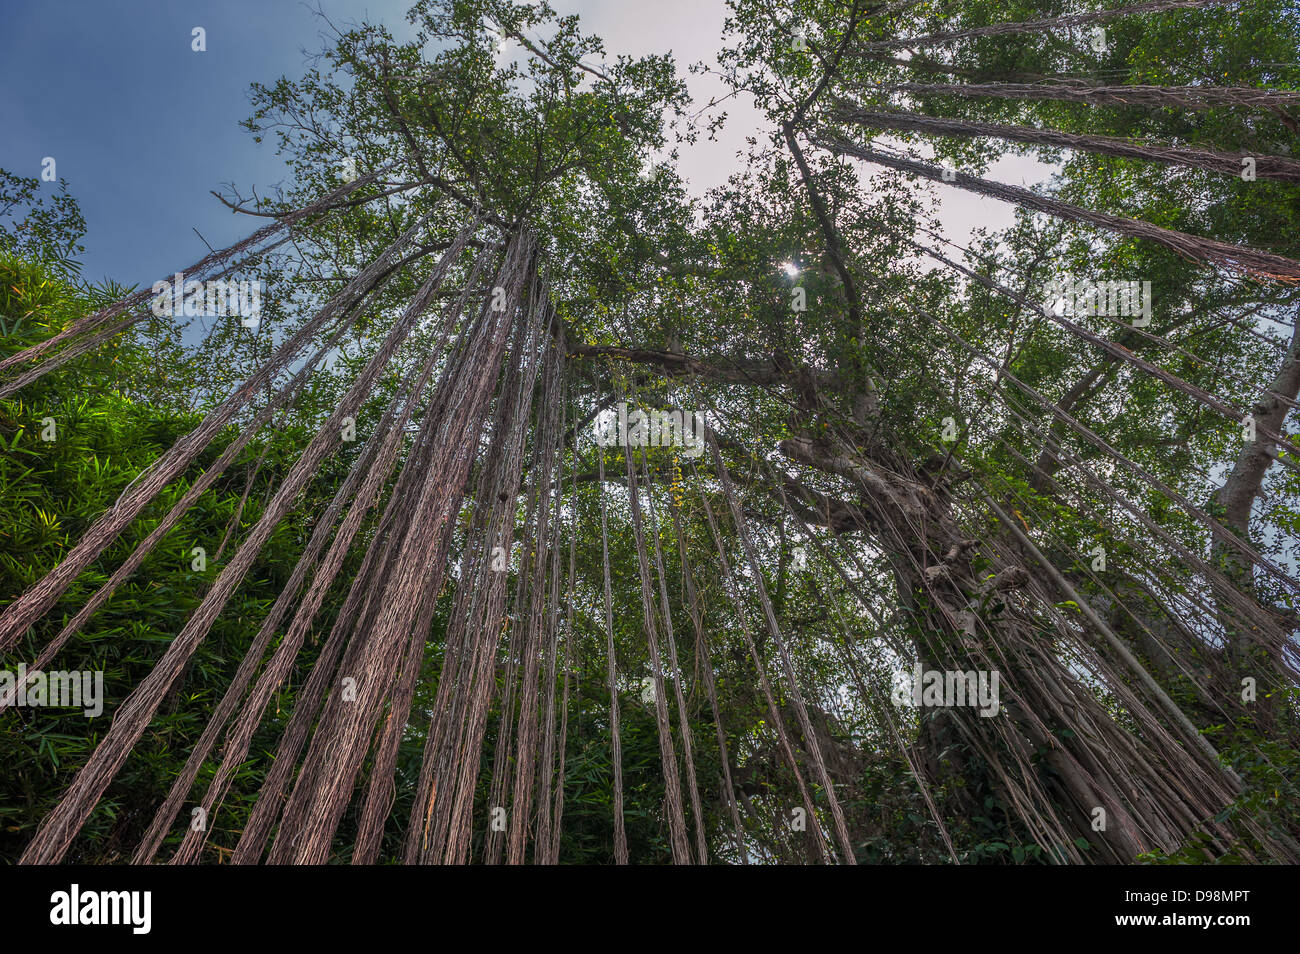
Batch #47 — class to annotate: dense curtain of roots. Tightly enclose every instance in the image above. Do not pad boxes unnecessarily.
[5,0,1300,865]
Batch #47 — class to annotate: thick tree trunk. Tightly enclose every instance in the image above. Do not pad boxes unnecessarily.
[1208,311,1300,718]
[779,434,1233,862]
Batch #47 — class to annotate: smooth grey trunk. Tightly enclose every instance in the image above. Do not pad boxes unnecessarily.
[1208,311,1300,705]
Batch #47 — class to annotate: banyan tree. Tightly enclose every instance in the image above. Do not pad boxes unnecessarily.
[1,0,1298,865]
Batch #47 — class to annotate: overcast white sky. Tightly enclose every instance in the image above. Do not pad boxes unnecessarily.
[555,0,1047,243]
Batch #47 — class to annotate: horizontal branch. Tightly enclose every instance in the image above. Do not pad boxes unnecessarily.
[834,105,1300,182]
[813,136,1300,282]
[569,344,844,390]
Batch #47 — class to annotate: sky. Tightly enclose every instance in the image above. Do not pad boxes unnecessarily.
[0,0,1042,290]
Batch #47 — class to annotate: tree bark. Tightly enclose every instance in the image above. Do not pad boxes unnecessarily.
[836,106,1300,182]
[880,80,1300,115]
[814,137,1300,282]
[1208,311,1300,717]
